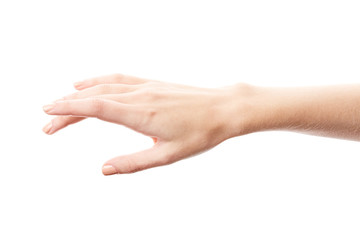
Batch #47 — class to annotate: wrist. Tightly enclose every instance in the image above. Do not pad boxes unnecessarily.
[216,83,260,139]
[224,84,298,138]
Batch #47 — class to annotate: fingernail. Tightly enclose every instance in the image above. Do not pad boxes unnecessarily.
[43,104,55,113]
[42,122,52,134]
[74,81,83,88]
[102,165,117,175]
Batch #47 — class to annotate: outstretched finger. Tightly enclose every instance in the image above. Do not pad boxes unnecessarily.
[43,98,143,129]
[102,143,173,175]
[61,83,139,101]
[49,91,141,134]
[43,116,85,135]
[74,74,149,90]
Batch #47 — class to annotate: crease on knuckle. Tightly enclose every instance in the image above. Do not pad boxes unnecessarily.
[90,98,105,117]
[122,158,141,174]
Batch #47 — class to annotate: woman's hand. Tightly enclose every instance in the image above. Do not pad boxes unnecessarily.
[43,74,253,175]
[43,74,360,175]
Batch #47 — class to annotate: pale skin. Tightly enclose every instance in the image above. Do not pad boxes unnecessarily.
[42,74,360,175]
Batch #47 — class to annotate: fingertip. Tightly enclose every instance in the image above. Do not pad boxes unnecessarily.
[42,122,53,134]
[102,165,118,176]
[74,81,85,90]
[43,103,55,113]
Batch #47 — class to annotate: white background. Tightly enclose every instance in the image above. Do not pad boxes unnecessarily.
[1,0,360,239]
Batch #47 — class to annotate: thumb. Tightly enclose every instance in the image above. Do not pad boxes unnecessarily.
[102,143,173,175]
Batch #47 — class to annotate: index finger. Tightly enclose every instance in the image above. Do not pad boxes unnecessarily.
[43,98,144,130]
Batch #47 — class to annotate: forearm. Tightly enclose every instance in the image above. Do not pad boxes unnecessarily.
[233,84,360,141]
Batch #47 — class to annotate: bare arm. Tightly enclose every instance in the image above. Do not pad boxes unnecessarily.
[42,74,360,175]
[243,84,360,141]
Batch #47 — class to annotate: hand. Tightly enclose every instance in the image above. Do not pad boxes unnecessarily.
[43,74,252,175]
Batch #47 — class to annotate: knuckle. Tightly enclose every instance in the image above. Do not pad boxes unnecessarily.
[139,88,151,96]
[58,101,70,112]
[142,107,158,125]
[123,159,142,174]
[130,107,158,132]
[90,98,105,117]
[139,88,161,101]
[131,106,159,132]
[112,73,125,81]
